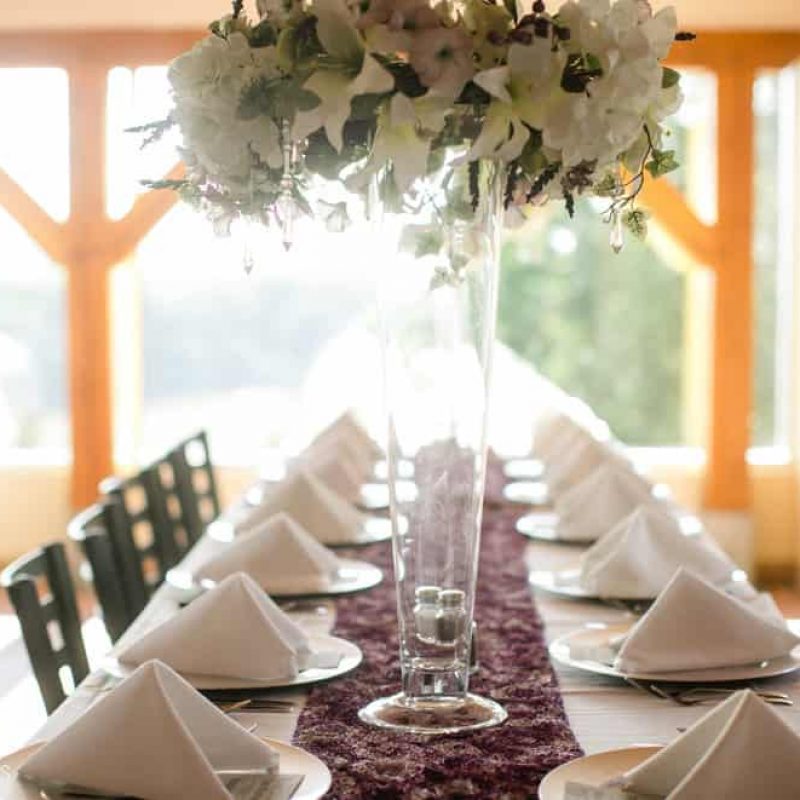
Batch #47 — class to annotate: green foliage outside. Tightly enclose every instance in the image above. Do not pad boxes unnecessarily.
[497,200,686,445]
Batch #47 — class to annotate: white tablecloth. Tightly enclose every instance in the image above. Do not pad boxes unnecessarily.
[28,508,800,760]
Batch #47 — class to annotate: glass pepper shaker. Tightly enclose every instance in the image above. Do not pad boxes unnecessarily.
[436,589,466,645]
[414,585,441,643]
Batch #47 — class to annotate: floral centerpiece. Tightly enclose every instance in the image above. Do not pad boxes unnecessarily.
[143,0,686,251]
[143,0,688,735]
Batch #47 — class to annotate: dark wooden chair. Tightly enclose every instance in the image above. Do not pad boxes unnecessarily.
[67,501,133,643]
[99,465,187,610]
[168,431,221,543]
[1,542,90,714]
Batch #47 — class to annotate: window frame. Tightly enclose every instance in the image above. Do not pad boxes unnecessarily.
[0,30,798,509]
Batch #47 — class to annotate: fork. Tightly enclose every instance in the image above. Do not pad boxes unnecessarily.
[648,684,792,706]
[215,698,297,713]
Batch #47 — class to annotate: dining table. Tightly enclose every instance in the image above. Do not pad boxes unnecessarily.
[23,462,800,797]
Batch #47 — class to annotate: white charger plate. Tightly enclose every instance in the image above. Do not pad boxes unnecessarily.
[502,480,550,506]
[167,557,383,600]
[516,512,703,545]
[516,512,587,545]
[209,516,392,549]
[103,633,362,690]
[529,567,597,600]
[1,736,331,800]
[357,480,418,512]
[549,622,800,683]
[373,458,415,480]
[530,567,746,605]
[538,746,660,800]
[502,458,545,481]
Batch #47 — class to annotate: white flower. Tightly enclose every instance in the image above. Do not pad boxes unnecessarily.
[357,0,441,32]
[408,26,475,98]
[293,0,394,150]
[169,33,252,101]
[351,93,449,192]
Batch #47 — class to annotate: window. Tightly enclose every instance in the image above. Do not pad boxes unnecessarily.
[752,66,797,448]
[0,69,69,456]
[112,206,377,465]
[498,204,687,446]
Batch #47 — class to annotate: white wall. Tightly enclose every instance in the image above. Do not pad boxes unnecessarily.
[0,463,258,566]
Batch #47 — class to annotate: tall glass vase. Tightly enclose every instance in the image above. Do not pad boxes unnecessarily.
[358,155,507,734]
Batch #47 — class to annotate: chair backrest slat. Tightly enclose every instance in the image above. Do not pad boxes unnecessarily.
[69,502,133,643]
[168,430,220,544]
[1,542,89,714]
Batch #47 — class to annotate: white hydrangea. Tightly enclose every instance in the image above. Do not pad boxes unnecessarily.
[169,33,283,183]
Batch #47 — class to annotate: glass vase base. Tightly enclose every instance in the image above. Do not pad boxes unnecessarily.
[358,692,507,735]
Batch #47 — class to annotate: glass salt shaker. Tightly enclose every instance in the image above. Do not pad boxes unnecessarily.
[414,586,441,643]
[436,589,466,645]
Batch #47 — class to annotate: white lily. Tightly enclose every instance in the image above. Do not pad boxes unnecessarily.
[463,61,553,163]
[351,93,450,192]
[293,0,393,151]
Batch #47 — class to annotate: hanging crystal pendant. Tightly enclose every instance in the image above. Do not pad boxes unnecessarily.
[610,210,624,253]
[276,119,298,252]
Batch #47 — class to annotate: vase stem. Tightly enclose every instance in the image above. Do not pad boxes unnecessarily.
[358,156,507,735]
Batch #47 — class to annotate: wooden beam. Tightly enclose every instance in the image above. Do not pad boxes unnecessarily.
[67,62,113,508]
[703,65,756,510]
[668,32,800,69]
[106,163,184,265]
[0,30,203,68]
[639,177,719,268]
[0,168,67,264]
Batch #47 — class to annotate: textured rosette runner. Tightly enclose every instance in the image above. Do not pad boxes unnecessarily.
[295,464,582,798]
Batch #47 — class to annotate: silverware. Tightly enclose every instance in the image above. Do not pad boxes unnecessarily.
[215,698,297,713]
[646,684,792,706]
[624,677,664,699]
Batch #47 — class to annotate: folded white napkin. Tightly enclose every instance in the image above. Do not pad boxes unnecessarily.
[547,435,628,498]
[237,469,366,544]
[555,461,655,542]
[310,410,382,462]
[532,412,587,463]
[624,689,800,799]
[20,661,277,800]
[291,445,365,504]
[296,431,374,484]
[579,505,736,599]
[119,573,317,681]
[615,568,800,674]
[197,513,341,594]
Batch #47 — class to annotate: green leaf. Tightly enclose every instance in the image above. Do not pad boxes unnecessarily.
[662,67,681,89]
[593,172,619,197]
[400,224,445,259]
[645,149,680,178]
[622,208,649,239]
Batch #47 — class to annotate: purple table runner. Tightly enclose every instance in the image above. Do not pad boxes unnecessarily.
[295,469,582,798]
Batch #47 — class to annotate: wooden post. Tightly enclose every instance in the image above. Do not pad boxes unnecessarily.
[703,66,756,510]
[67,62,114,507]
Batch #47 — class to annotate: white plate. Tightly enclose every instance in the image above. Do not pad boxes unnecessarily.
[209,517,392,549]
[502,480,550,506]
[503,458,545,481]
[0,737,331,800]
[539,746,660,799]
[373,458,414,480]
[103,633,362,690]
[358,481,418,512]
[167,557,383,600]
[549,622,800,683]
[530,568,745,605]
[529,568,596,600]
[516,512,588,545]
[516,512,703,545]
